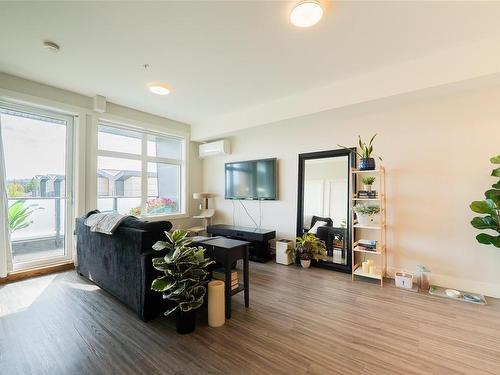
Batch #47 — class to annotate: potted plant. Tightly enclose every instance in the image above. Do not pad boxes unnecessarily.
[470,155,500,248]
[353,204,381,226]
[151,230,215,334]
[339,134,382,170]
[361,176,376,192]
[286,233,327,268]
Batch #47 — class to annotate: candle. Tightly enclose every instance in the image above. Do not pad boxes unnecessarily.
[362,261,370,273]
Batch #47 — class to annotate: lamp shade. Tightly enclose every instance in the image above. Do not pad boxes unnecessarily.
[193,192,213,199]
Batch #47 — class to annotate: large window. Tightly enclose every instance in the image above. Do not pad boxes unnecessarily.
[0,103,74,270]
[97,122,185,217]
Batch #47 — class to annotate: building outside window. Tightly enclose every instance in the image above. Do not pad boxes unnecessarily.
[97,121,185,217]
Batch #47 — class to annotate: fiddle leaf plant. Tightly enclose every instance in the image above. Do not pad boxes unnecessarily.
[470,155,500,248]
[151,230,215,315]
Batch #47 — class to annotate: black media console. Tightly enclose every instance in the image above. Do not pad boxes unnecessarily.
[206,224,276,263]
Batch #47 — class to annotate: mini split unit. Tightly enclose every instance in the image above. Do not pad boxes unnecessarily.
[199,139,231,158]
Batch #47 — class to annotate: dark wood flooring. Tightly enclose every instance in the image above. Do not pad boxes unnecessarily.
[1,262,500,375]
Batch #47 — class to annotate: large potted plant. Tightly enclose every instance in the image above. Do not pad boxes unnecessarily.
[470,155,500,248]
[287,233,327,268]
[151,230,214,334]
[339,134,382,170]
[354,204,381,226]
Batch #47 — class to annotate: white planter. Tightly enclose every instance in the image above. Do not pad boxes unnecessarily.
[300,259,311,268]
[357,213,379,226]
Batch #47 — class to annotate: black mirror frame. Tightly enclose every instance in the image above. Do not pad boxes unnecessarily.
[296,148,356,273]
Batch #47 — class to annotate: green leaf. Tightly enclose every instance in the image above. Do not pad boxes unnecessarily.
[476,233,500,248]
[152,241,170,251]
[151,275,176,292]
[492,167,500,178]
[471,216,499,232]
[485,189,500,206]
[470,200,497,215]
[493,182,500,189]
[490,155,500,164]
[164,305,179,316]
[179,297,204,312]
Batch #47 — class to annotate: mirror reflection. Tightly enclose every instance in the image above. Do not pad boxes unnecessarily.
[301,155,350,266]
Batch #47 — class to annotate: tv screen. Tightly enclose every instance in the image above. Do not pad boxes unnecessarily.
[225,158,277,200]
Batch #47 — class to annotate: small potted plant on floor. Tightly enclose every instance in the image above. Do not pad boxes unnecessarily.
[354,204,381,226]
[287,233,327,268]
[339,134,382,170]
[151,230,215,334]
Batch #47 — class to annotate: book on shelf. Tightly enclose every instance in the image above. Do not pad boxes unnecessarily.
[357,190,378,198]
[212,268,239,286]
[357,239,378,251]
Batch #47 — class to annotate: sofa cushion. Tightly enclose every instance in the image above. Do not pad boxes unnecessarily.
[121,216,172,233]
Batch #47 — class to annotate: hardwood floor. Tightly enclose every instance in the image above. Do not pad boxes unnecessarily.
[1,262,499,375]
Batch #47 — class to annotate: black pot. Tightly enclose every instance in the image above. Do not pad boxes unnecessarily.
[359,157,375,171]
[176,309,197,334]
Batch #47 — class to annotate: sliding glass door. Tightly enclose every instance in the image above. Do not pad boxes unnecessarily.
[0,103,73,271]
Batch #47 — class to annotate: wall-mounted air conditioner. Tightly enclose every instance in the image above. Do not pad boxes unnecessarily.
[199,139,231,158]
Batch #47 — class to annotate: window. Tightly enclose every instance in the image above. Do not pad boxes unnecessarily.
[97,122,185,217]
[0,103,74,270]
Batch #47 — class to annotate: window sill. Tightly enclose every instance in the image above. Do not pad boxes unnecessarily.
[139,213,190,221]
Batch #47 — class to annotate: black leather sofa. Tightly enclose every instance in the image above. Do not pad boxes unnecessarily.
[75,213,172,322]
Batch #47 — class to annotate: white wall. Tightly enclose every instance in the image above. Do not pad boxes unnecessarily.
[203,85,500,297]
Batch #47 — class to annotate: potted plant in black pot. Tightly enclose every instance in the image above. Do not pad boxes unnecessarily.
[339,134,382,170]
[286,233,327,268]
[151,230,215,334]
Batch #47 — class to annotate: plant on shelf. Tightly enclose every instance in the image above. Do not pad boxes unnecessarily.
[286,233,327,268]
[353,204,381,226]
[8,200,43,233]
[361,176,376,192]
[339,134,382,170]
[470,155,500,248]
[151,230,215,334]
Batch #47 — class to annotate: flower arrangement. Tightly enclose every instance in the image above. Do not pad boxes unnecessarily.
[129,197,177,216]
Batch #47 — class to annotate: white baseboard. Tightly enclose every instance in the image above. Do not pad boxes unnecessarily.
[386,267,500,299]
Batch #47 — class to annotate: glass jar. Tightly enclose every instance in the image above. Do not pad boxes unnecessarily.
[417,265,431,291]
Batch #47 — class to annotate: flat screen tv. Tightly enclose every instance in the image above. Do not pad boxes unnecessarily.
[225,158,277,200]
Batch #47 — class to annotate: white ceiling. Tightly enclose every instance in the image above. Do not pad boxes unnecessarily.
[2,1,500,140]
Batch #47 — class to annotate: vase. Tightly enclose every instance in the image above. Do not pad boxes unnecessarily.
[300,259,311,268]
[176,309,197,334]
[359,158,375,170]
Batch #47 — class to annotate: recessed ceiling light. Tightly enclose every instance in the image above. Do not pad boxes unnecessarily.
[148,82,171,95]
[43,40,60,52]
[290,1,323,28]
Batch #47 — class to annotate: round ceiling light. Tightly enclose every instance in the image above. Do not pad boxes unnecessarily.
[148,82,171,95]
[290,1,323,28]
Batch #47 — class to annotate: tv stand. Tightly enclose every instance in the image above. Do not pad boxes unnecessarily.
[207,224,276,263]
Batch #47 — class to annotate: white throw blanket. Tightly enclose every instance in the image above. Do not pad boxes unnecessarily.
[84,213,130,235]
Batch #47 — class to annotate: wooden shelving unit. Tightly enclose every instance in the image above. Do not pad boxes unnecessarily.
[351,166,387,287]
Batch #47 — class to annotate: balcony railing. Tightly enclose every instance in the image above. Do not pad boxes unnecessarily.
[8,197,65,262]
